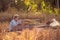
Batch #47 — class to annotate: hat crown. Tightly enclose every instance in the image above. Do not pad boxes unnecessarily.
[14,14,19,16]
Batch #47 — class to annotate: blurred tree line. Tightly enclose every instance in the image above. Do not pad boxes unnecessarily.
[0,0,60,13]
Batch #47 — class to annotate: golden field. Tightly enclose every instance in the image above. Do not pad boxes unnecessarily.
[0,0,60,40]
[0,10,60,40]
[0,22,60,40]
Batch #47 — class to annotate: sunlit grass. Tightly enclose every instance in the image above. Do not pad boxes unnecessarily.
[0,22,60,40]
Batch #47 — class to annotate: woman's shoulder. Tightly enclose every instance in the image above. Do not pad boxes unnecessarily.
[10,19,16,23]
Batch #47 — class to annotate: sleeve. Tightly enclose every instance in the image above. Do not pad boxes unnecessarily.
[9,20,18,31]
[17,20,23,24]
[10,21,17,27]
[9,22,14,31]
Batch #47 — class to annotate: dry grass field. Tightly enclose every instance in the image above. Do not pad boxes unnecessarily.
[0,0,60,40]
[0,10,60,40]
[0,22,60,40]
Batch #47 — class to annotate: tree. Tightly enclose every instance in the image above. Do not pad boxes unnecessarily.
[0,0,11,12]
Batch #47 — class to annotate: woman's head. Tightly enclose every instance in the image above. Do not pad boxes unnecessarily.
[13,14,20,21]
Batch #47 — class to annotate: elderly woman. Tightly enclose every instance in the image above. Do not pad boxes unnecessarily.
[9,14,22,31]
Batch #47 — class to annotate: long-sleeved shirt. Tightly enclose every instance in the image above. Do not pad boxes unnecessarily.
[9,19,22,31]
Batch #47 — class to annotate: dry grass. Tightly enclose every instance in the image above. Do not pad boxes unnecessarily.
[0,22,9,32]
[0,9,60,40]
[0,10,52,22]
[0,22,60,40]
[0,9,60,23]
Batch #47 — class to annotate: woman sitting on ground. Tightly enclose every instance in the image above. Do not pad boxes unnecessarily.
[9,14,22,31]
